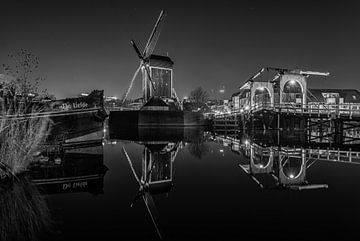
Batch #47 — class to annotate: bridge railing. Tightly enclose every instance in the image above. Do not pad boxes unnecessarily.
[213,102,360,119]
[278,103,360,117]
[249,102,360,117]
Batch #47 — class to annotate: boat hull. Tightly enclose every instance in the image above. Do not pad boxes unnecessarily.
[47,108,106,141]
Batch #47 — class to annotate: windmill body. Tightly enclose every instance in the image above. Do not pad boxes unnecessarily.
[143,55,174,103]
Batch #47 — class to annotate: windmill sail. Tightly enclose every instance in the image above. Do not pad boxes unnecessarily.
[144,10,165,58]
[120,10,165,104]
[120,63,142,104]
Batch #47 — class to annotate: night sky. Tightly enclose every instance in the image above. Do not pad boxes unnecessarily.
[1,0,359,99]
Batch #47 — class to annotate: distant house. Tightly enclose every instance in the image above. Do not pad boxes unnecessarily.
[308,89,360,106]
[231,89,250,110]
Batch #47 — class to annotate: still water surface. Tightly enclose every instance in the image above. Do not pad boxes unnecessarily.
[3,127,360,240]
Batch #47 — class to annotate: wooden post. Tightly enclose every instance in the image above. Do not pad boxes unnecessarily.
[334,118,344,145]
[277,112,280,130]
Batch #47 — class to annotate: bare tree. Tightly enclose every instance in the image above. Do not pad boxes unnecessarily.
[0,50,51,179]
[1,49,47,113]
[189,87,209,110]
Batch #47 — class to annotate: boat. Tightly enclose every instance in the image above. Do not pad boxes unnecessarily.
[43,90,108,141]
[1,89,108,142]
[109,10,206,127]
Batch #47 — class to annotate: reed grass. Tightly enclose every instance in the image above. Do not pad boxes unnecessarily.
[0,107,51,179]
[0,177,54,241]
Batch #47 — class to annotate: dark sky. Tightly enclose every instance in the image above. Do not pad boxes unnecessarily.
[1,0,359,99]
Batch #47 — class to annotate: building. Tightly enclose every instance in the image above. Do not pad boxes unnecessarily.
[308,89,360,105]
[230,89,250,110]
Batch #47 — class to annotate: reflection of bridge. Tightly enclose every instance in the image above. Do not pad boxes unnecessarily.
[240,144,327,190]
[216,135,360,190]
[223,135,360,164]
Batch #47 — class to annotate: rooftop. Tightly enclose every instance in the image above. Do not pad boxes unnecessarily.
[149,54,174,68]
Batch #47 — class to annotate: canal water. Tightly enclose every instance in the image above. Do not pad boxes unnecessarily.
[2,127,360,241]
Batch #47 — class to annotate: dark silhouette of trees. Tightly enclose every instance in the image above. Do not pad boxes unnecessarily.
[1,49,49,113]
[1,49,43,97]
[188,87,209,111]
[187,128,210,159]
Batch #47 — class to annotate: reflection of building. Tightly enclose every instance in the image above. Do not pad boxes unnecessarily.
[142,142,181,193]
[30,144,107,195]
[122,140,182,239]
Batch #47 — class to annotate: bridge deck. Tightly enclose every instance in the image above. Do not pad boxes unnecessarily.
[214,103,360,121]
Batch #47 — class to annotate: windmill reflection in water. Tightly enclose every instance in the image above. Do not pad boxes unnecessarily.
[122,141,181,239]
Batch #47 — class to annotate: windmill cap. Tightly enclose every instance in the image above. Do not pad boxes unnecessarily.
[148,54,174,68]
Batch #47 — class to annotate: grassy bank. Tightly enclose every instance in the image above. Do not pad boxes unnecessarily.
[0,177,54,241]
[0,110,51,179]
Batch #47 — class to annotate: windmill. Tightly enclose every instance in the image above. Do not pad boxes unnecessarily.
[121,10,166,105]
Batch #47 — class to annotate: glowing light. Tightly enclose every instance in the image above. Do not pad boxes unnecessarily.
[219,149,224,153]
[54,157,61,164]
[244,140,250,145]
[259,164,264,168]
[240,109,244,113]
[289,80,296,85]
[289,174,295,179]
[258,87,265,91]
[219,89,225,93]
[107,96,118,100]
[244,105,250,110]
